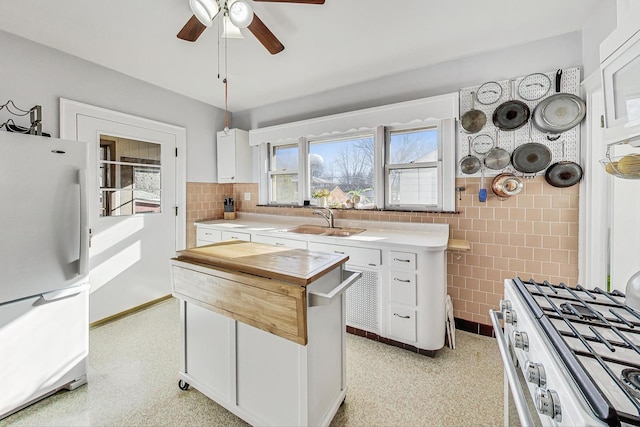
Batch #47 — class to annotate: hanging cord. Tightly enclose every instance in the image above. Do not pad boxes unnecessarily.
[223,8,229,133]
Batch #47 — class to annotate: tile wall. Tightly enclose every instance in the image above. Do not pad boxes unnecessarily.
[185,177,579,327]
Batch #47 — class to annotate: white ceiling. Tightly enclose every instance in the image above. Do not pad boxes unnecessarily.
[0,0,604,112]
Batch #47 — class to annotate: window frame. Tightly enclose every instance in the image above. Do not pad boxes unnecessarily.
[266,141,301,205]
[384,122,443,211]
[261,118,455,212]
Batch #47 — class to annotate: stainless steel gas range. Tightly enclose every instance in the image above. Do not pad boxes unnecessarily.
[491,277,640,427]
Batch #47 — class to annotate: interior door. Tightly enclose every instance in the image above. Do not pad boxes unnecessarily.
[77,116,177,322]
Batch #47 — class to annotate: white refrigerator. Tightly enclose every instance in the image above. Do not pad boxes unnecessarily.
[0,132,90,419]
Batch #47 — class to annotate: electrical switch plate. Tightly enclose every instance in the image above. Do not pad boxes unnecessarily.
[244,192,251,201]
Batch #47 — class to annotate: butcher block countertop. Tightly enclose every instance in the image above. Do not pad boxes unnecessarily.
[171,241,349,345]
[174,240,348,286]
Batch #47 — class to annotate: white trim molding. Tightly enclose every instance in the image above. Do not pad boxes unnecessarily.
[59,98,187,250]
[248,93,459,146]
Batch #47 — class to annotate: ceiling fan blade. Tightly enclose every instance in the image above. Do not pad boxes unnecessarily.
[177,15,207,42]
[253,0,325,4]
[247,14,285,55]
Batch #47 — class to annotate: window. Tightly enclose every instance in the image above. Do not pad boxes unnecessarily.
[385,126,440,209]
[262,119,455,211]
[309,135,375,208]
[268,143,299,204]
[99,136,162,217]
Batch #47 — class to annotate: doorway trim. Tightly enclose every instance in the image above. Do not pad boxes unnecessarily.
[59,98,186,250]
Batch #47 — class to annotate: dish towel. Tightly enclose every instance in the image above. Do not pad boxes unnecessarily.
[445,295,456,349]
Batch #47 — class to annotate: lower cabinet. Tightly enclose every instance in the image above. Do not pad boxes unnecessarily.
[194,223,447,352]
[252,234,307,249]
[196,227,222,246]
[387,304,418,343]
[221,230,251,242]
[308,241,382,334]
[176,266,349,427]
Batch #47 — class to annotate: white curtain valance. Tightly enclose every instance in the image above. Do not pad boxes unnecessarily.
[248,92,459,146]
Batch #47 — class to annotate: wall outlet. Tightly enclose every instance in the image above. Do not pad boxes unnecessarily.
[244,192,251,201]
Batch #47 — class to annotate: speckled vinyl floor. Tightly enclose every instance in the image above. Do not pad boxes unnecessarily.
[2,298,506,427]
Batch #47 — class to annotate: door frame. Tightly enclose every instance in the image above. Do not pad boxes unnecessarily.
[59,98,186,250]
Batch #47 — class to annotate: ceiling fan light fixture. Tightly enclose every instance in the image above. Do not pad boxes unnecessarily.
[189,0,220,27]
[222,15,244,39]
[229,1,254,28]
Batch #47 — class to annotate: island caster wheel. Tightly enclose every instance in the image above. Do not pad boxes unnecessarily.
[178,380,190,390]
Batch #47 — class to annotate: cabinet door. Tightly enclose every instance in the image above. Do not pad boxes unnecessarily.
[389,270,417,305]
[184,302,233,401]
[252,234,307,249]
[221,230,251,242]
[388,304,417,343]
[196,228,222,246]
[217,132,237,183]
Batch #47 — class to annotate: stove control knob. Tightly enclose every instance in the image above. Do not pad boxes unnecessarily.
[525,361,546,387]
[535,388,562,422]
[504,310,517,326]
[513,331,529,351]
[500,299,512,311]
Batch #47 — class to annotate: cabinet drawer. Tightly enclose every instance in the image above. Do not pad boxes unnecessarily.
[389,251,417,270]
[308,242,381,267]
[197,228,222,244]
[389,271,417,305]
[252,234,308,250]
[221,230,251,242]
[388,305,417,343]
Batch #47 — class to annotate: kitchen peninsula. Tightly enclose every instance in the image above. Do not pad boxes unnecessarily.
[170,240,360,427]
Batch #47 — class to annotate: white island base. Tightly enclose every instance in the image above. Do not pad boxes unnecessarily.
[171,242,356,427]
[177,299,346,427]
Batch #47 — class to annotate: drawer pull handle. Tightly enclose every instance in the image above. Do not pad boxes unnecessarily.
[394,278,410,283]
[393,313,411,319]
[275,242,285,246]
[334,251,345,254]
[368,263,377,267]
[394,258,411,263]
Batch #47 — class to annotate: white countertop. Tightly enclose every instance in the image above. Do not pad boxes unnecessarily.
[195,213,450,251]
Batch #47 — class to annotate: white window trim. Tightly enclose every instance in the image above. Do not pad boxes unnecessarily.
[254,93,459,211]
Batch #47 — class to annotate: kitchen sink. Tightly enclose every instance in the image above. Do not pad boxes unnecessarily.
[285,224,365,237]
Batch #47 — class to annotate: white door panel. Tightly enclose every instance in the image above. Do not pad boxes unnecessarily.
[77,116,177,322]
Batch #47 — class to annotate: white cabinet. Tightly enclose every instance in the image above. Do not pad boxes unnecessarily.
[308,241,381,335]
[221,230,251,242]
[252,234,307,249]
[196,227,222,246]
[195,221,448,352]
[217,129,252,183]
[173,259,351,427]
[387,250,420,344]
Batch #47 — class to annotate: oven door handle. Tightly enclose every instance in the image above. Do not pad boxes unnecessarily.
[490,309,536,427]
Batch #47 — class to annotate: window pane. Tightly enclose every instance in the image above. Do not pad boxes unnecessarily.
[309,136,374,208]
[389,128,438,164]
[389,168,438,206]
[271,174,298,204]
[273,144,298,172]
[99,136,161,217]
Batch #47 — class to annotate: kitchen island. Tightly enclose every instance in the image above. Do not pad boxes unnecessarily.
[170,241,360,427]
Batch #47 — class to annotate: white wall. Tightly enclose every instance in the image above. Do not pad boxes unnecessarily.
[235,32,586,131]
[0,30,224,183]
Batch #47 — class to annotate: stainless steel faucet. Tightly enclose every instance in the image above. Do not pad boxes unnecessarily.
[313,207,334,228]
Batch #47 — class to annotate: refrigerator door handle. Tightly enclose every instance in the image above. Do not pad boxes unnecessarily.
[40,283,90,302]
[78,169,89,276]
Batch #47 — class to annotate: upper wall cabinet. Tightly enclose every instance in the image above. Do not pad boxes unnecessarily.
[217,128,252,183]
[600,5,640,145]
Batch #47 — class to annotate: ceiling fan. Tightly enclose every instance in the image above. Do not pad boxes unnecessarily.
[177,0,325,55]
